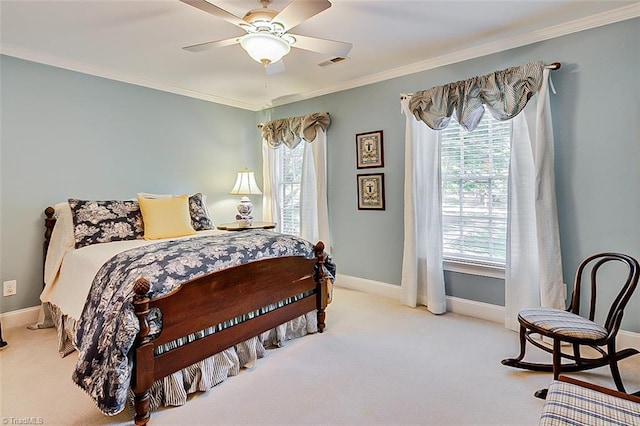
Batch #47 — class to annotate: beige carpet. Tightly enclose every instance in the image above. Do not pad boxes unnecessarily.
[1,287,639,425]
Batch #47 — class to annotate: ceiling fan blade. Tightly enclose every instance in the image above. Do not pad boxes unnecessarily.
[289,34,352,57]
[183,36,241,53]
[266,60,286,75]
[180,0,251,30]
[272,0,331,32]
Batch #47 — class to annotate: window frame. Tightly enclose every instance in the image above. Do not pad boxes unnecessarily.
[443,259,505,279]
[276,142,305,236]
[440,111,511,276]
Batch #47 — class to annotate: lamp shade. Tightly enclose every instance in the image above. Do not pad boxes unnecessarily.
[230,167,263,196]
[239,32,291,65]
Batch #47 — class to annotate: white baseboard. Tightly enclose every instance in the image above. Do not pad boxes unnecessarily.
[618,330,640,350]
[4,275,640,350]
[0,305,41,329]
[336,273,640,348]
[335,274,505,322]
[445,296,505,323]
[335,273,401,299]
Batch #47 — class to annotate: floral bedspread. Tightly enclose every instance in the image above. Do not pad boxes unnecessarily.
[71,230,331,415]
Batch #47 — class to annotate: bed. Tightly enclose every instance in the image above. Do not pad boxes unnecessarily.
[40,195,335,425]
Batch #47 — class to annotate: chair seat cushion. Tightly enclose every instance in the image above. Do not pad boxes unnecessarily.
[518,308,608,340]
[539,379,640,426]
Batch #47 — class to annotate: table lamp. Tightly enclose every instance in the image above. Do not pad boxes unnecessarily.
[229,167,263,225]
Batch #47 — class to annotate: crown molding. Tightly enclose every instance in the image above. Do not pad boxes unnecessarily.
[269,4,640,108]
[0,43,262,111]
[2,4,638,112]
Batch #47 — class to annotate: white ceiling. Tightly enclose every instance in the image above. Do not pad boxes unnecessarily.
[1,1,638,111]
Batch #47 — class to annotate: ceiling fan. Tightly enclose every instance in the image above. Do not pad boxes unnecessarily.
[180,0,352,72]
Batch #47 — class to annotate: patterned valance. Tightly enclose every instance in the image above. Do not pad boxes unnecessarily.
[408,61,545,131]
[261,112,330,148]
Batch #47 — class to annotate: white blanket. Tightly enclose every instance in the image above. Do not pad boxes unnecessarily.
[41,228,225,320]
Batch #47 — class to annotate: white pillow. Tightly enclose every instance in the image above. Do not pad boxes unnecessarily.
[137,192,173,199]
[44,202,76,285]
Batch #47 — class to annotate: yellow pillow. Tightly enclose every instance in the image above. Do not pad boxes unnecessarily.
[138,194,196,240]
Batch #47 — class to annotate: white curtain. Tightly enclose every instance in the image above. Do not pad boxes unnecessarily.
[400,97,447,314]
[299,130,331,249]
[261,113,331,251]
[505,68,564,330]
[261,142,280,224]
[401,62,564,323]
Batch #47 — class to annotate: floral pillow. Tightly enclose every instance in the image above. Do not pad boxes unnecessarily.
[188,193,214,231]
[68,199,144,248]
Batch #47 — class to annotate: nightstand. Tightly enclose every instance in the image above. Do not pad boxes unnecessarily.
[216,221,276,231]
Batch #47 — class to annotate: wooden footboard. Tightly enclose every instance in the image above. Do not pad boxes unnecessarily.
[131,243,328,425]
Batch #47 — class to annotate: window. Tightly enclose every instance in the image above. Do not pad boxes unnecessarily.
[276,142,305,236]
[441,111,511,267]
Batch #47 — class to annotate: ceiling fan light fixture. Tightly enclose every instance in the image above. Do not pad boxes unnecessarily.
[240,32,291,65]
[281,34,296,45]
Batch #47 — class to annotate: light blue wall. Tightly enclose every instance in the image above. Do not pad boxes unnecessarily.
[267,18,640,332]
[2,18,639,332]
[0,55,260,313]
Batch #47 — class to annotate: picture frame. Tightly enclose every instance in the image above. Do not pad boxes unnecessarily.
[356,130,384,169]
[357,173,385,210]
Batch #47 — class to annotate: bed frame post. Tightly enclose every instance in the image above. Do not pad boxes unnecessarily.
[43,207,56,287]
[314,242,328,333]
[132,278,153,426]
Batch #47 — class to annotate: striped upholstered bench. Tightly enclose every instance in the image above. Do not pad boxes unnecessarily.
[539,375,640,425]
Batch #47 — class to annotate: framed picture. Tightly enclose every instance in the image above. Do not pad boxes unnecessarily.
[356,130,384,169]
[357,173,385,210]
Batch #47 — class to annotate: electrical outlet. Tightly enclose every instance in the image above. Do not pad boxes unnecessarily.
[3,280,17,296]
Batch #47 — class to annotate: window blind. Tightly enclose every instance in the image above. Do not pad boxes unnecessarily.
[440,111,511,265]
[278,143,304,236]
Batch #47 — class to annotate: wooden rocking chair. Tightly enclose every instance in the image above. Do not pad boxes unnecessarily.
[501,252,640,399]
